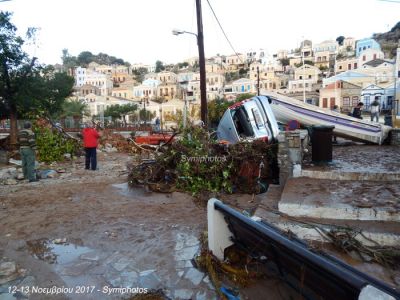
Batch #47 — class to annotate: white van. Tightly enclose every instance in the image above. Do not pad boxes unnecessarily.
[217,96,280,144]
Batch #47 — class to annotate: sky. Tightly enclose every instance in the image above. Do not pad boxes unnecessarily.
[1,0,399,66]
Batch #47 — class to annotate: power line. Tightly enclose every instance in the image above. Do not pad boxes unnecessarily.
[205,0,244,64]
[377,0,400,3]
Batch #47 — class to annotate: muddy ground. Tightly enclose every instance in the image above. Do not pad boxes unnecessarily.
[0,152,296,300]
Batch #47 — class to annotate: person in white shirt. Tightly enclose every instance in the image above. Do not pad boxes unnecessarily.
[370,99,380,122]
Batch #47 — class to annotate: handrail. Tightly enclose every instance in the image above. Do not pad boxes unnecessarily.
[209,199,400,300]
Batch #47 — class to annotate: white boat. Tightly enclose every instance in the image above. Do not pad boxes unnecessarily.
[262,91,392,145]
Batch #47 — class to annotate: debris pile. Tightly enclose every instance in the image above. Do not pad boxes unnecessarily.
[100,130,135,153]
[194,234,264,300]
[315,227,400,268]
[128,127,279,196]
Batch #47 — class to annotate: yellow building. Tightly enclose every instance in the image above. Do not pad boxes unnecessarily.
[319,80,361,112]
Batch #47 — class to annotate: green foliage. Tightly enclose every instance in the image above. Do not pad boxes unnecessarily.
[336,53,344,60]
[236,93,255,102]
[0,12,73,145]
[336,35,345,46]
[224,71,240,83]
[61,49,78,69]
[319,65,328,71]
[34,126,80,163]
[60,100,89,119]
[294,60,314,68]
[132,67,148,82]
[238,68,248,76]
[139,108,156,122]
[175,62,189,69]
[129,127,279,196]
[104,103,138,126]
[175,127,234,195]
[155,60,165,73]
[62,49,128,68]
[207,98,234,128]
[279,58,290,67]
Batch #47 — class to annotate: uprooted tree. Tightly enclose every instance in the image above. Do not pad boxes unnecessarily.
[0,11,74,147]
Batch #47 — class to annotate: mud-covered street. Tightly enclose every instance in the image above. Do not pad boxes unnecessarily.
[0,153,216,300]
[1,152,293,300]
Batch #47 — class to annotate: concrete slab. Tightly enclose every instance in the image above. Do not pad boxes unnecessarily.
[254,209,400,247]
[278,177,400,221]
[302,145,400,181]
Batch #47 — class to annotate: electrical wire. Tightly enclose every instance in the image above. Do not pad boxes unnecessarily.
[205,0,244,64]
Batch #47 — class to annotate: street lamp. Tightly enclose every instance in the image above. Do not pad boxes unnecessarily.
[172,7,207,127]
[140,97,150,127]
[172,29,197,38]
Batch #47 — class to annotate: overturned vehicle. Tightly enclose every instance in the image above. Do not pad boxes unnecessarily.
[217,95,280,144]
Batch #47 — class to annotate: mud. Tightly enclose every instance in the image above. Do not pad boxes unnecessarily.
[303,144,400,173]
[0,152,284,300]
[0,153,214,299]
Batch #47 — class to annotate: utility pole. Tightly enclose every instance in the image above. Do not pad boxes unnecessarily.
[196,0,207,127]
[257,66,260,96]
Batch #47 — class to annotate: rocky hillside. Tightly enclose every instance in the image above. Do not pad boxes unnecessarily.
[373,21,400,58]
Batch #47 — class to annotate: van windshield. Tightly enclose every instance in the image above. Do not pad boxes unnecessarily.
[232,107,254,138]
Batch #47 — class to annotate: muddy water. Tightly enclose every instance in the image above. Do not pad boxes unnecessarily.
[0,181,215,300]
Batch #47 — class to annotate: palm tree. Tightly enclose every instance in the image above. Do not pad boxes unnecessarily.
[60,100,90,128]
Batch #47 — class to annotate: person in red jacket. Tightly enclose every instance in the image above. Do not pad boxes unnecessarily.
[82,123,101,170]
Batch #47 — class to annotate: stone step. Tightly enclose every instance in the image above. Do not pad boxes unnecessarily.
[254,207,400,247]
[300,169,400,181]
[278,177,400,222]
[301,144,400,182]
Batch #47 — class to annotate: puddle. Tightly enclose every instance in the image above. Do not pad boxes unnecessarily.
[26,239,92,265]
[112,182,148,197]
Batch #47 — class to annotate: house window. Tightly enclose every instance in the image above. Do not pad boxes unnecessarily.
[322,98,328,108]
[373,54,377,60]
[348,64,352,70]
[343,97,350,107]
[299,76,302,80]
[308,75,311,79]
[354,63,357,69]
[363,55,366,61]
[339,66,342,70]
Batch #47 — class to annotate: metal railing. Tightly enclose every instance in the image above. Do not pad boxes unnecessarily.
[208,199,400,300]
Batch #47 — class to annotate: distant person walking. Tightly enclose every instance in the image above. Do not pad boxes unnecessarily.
[352,102,364,119]
[370,99,380,122]
[155,117,161,132]
[18,121,38,182]
[82,122,101,170]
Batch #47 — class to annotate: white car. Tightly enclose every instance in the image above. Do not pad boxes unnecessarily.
[217,95,280,144]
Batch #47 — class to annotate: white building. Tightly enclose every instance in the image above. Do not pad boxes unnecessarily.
[84,70,113,96]
[133,79,161,99]
[75,67,87,87]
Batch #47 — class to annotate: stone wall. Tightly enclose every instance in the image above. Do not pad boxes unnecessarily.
[390,128,400,146]
[277,130,308,185]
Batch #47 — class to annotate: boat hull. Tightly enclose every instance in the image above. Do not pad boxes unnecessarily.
[262,91,391,145]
